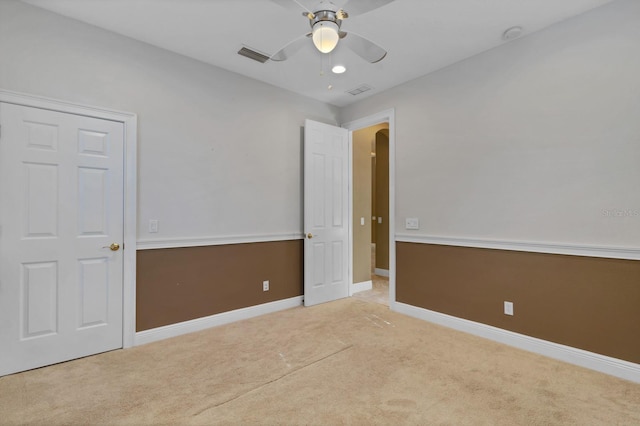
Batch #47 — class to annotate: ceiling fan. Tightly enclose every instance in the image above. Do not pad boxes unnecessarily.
[269,0,395,63]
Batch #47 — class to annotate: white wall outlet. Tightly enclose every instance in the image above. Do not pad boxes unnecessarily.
[405,217,419,230]
[504,301,514,316]
[149,219,159,233]
[263,280,269,292]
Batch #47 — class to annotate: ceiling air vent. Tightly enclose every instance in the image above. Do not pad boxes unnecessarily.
[237,46,270,63]
[346,84,373,96]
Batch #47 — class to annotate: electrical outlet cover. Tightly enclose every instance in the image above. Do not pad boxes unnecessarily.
[504,301,514,316]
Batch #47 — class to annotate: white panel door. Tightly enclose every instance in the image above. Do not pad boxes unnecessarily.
[304,119,349,306]
[0,102,124,376]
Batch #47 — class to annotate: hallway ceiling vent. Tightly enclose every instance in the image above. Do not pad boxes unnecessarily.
[346,84,373,96]
[237,46,270,63]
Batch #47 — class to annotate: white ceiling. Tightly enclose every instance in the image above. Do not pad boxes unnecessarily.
[23,0,615,107]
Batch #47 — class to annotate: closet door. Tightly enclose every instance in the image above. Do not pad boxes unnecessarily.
[0,102,124,376]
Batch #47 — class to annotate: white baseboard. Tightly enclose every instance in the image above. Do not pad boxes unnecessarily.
[374,268,389,277]
[134,296,303,346]
[393,302,640,384]
[352,280,373,294]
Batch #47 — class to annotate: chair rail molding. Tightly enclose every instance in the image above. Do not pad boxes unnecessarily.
[137,232,305,250]
[396,234,640,261]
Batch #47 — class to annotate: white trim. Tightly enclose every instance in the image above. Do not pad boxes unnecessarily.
[347,131,354,293]
[0,89,136,122]
[393,302,640,384]
[135,296,303,346]
[0,89,138,349]
[374,268,389,277]
[137,232,304,250]
[342,109,396,305]
[121,105,138,349]
[352,280,373,294]
[396,234,640,261]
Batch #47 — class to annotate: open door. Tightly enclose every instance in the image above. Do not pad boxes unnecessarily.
[303,119,349,306]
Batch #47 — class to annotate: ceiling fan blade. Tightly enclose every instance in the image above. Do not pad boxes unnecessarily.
[269,0,313,14]
[270,34,311,61]
[341,32,387,63]
[340,0,395,16]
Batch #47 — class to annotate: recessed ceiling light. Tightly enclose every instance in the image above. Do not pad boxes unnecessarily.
[332,65,346,74]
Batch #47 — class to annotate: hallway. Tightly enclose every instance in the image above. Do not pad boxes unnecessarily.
[353,243,389,306]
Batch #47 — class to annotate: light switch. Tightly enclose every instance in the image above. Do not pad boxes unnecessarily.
[405,218,419,230]
[360,217,365,226]
[378,217,383,224]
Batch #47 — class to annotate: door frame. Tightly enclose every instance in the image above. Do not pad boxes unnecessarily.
[0,89,138,348]
[342,109,396,307]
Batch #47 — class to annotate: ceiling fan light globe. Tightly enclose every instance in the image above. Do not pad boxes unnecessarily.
[312,21,339,53]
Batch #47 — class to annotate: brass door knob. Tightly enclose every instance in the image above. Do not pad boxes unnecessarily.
[103,243,120,251]
[306,233,313,239]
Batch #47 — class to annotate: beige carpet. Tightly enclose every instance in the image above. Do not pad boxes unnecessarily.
[1,297,639,425]
[353,274,389,306]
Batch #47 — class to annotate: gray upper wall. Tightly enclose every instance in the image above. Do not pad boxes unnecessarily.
[1,0,639,248]
[340,0,640,248]
[0,0,339,242]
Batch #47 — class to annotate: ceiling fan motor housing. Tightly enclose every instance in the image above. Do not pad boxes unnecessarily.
[309,10,342,30]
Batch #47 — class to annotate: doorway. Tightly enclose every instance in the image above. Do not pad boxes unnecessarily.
[343,109,396,308]
[351,124,389,305]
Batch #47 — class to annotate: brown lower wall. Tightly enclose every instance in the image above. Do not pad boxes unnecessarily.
[396,242,640,364]
[136,240,303,331]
